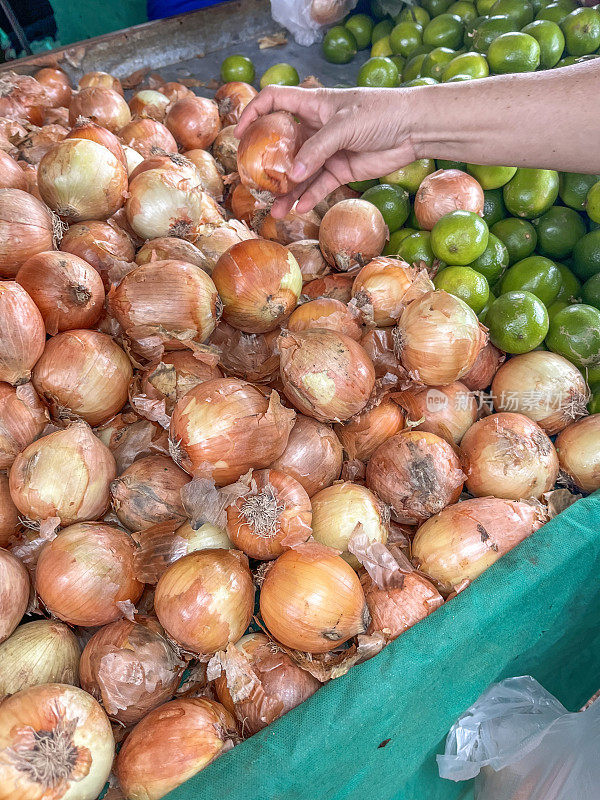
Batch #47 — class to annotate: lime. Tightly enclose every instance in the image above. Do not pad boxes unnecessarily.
[407,208,423,229]
[585,181,600,223]
[468,232,509,283]
[445,73,476,81]
[486,291,549,353]
[584,365,600,385]
[490,0,534,26]
[357,56,400,87]
[434,265,490,312]
[555,263,581,302]
[372,19,394,43]
[488,31,541,72]
[561,7,600,55]
[423,0,454,15]
[390,54,407,72]
[546,304,600,367]
[260,63,299,88]
[476,0,497,12]
[442,51,490,79]
[471,15,519,51]
[467,164,516,190]
[402,52,427,81]
[423,15,465,48]
[384,227,418,255]
[556,53,599,67]
[521,20,565,67]
[371,35,393,56]
[448,1,479,24]
[482,188,507,227]
[533,206,586,259]
[543,0,577,11]
[397,6,431,27]
[559,172,600,210]
[382,159,436,194]
[571,229,600,280]
[404,76,439,85]
[437,159,467,171]
[347,179,378,192]
[547,299,568,321]
[500,255,562,305]
[503,168,559,218]
[390,21,424,57]
[491,218,537,264]
[431,210,489,264]
[478,288,496,322]
[421,46,457,79]
[323,26,358,64]
[588,385,600,414]
[345,14,374,49]
[581,272,600,309]
[398,230,437,267]
[362,183,410,232]
[536,2,572,23]
[221,54,255,83]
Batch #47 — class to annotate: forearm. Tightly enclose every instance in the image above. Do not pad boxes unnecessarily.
[406,62,600,174]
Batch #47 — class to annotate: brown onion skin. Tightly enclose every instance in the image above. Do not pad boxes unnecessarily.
[414,169,485,230]
[366,430,464,524]
[314,184,360,217]
[287,297,363,341]
[460,341,505,391]
[127,151,200,184]
[129,89,170,121]
[230,182,265,225]
[166,95,221,150]
[289,239,331,284]
[215,81,258,126]
[208,322,279,383]
[65,117,127,168]
[0,73,50,126]
[319,199,388,271]
[135,236,207,270]
[16,251,105,334]
[0,281,46,385]
[32,330,132,427]
[160,81,193,103]
[79,71,124,96]
[0,547,29,643]
[555,415,600,493]
[258,208,321,246]
[183,149,225,201]
[60,219,134,289]
[69,87,131,132]
[351,257,433,327]
[395,382,478,445]
[118,118,178,159]
[270,414,343,496]
[18,124,68,167]
[0,189,56,279]
[212,125,238,173]
[169,378,295,485]
[195,221,258,274]
[237,111,303,198]
[303,273,354,303]
[0,150,27,191]
[155,549,254,655]
[335,396,405,461]
[36,522,143,626]
[0,474,19,547]
[0,382,48,470]
[111,454,190,532]
[80,617,183,725]
[360,328,408,386]
[362,571,443,642]
[35,68,72,107]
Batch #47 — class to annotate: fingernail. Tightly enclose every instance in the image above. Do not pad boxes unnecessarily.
[291,162,307,181]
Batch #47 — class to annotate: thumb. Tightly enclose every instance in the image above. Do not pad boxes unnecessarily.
[289,116,350,184]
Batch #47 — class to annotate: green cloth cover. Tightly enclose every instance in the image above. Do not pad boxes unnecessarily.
[50,0,147,45]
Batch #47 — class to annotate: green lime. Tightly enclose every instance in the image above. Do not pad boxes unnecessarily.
[585,181,600,223]
[423,14,465,48]
[357,56,400,87]
[345,14,374,49]
[407,208,423,229]
[478,288,496,322]
[543,0,577,11]
[221,54,255,83]
[533,206,587,259]
[471,15,519,51]
[260,63,299,88]
[546,304,600,367]
[402,52,427,81]
[347,179,379,192]
[490,0,534,26]
[434,265,490,312]
[588,385,600,414]
[503,168,559,218]
[397,6,431,27]
[536,2,572,23]
[448,1,479,24]
[404,76,439,85]
[390,54,407,71]
[500,255,562,305]
[421,46,457,78]
[431,210,489,264]
[583,365,600,385]
[468,232,509,283]
[488,31,541,72]
[384,227,418,255]
[323,26,358,64]
[556,53,599,66]
[445,73,475,81]
[491,218,537,264]
[487,291,549,353]
[398,230,437,267]
[555,263,581,302]
[382,159,436,194]
[482,188,507,227]
[467,164,516,190]
[390,21,424,57]
[561,7,600,55]
[521,20,565,67]
[571,229,600,280]
[581,272,600,309]
[476,0,497,12]
[362,183,410,232]
[547,299,568,321]
[372,18,394,43]
[442,51,490,79]
[436,159,467,170]
[423,0,455,16]
[371,35,393,56]
[559,172,600,210]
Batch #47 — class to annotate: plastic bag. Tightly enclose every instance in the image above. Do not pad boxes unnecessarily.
[438,676,600,800]
[270,0,359,46]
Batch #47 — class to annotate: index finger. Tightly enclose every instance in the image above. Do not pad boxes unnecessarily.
[234,86,314,138]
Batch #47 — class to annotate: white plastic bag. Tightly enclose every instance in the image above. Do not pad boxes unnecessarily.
[438,676,600,800]
[270,0,359,46]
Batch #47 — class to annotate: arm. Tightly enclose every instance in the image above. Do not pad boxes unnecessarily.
[235,62,600,218]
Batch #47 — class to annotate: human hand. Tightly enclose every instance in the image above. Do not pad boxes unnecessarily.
[235,86,418,218]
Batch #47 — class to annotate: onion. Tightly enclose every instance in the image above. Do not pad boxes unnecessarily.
[461,341,505,391]
[123,144,144,175]
[270,414,343,496]
[289,239,331,283]
[314,184,359,217]
[491,351,588,435]
[18,162,42,199]
[111,454,190,532]
[366,430,464,524]
[79,71,124,96]
[461,412,558,500]
[319,199,387,271]
[36,521,143,626]
[170,378,295,485]
[213,239,302,333]
[69,87,131,132]
[310,0,348,23]
[287,297,362,340]
[311,482,389,568]
[129,89,170,121]
[395,291,487,385]
[128,151,200,184]
[18,124,67,166]
[155,548,254,654]
[184,148,225,200]
[60,219,134,288]
[555,415,600,493]
[80,617,183,724]
[260,548,367,653]
[0,474,19,547]
[361,328,408,386]
[303,273,354,303]
[258,208,321,245]
[166,95,221,150]
[363,569,443,641]
[0,683,114,800]
[0,620,80,697]
[109,260,219,359]
[0,72,51,125]
[215,81,258,126]
[279,328,375,423]
[38,138,128,222]
[413,497,546,592]
[94,412,169,474]
[395,382,477,445]
[32,330,132,426]
[208,322,279,383]
[16,251,105,334]
[43,107,70,126]
[351,257,434,326]
[0,548,29,643]
[9,422,116,525]
[136,236,206,269]
[35,68,72,107]
[0,149,26,190]
[0,281,45,385]
[334,395,405,460]
[237,111,303,199]
[0,382,48,469]
[118,118,178,158]
[212,124,238,173]
[414,169,484,230]
[195,220,257,273]
[0,189,56,279]
[116,697,235,799]
[65,116,127,168]
[158,81,192,103]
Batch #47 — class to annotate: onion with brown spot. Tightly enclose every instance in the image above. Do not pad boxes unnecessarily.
[335,395,405,460]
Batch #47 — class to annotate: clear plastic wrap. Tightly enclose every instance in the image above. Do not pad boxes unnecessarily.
[438,676,600,800]
[270,0,359,46]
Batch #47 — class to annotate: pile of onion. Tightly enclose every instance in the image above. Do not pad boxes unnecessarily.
[555,415,600,493]
[414,169,484,230]
[319,199,388,271]
[166,95,221,150]
[394,382,477,445]
[237,111,303,199]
